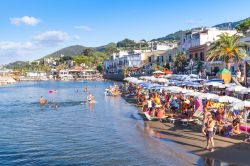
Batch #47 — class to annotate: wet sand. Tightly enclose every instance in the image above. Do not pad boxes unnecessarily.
[143,114,250,165]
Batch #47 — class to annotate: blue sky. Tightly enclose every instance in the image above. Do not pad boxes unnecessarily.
[0,0,250,64]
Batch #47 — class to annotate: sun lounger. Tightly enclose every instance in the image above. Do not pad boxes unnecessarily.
[180,119,194,126]
[144,112,168,122]
[192,110,204,124]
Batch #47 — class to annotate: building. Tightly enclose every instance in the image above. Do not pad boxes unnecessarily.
[104,52,145,74]
[151,41,178,51]
[180,27,238,74]
[241,36,250,56]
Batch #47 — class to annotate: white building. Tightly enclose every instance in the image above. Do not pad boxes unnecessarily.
[104,53,144,74]
[181,27,238,52]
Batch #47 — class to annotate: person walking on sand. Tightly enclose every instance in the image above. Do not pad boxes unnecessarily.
[204,114,215,152]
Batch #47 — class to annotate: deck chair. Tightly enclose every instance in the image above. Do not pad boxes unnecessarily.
[144,112,168,122]
[192,110,204,124]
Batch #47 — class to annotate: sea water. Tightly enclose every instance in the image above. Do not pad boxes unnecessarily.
[0,81,224,166]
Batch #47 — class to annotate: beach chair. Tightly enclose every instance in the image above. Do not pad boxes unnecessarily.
[192,110,204,124]
[144,112,168,122]
[180,118,194,126]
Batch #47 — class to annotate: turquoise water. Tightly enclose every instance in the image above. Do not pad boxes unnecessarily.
[0,81,201,166]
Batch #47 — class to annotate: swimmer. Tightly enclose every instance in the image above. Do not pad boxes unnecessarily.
[54,103,59,109]
[83,87,88,92]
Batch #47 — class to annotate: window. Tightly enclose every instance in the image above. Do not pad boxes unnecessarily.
[195,53,198,60]
[148,57,152,63]
[200,52,204,61]
[169,55,172,62]
[189,54,193,60]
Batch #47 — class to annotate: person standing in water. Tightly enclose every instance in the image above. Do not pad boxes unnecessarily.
[40,96,48,106]
[87,93,94,103]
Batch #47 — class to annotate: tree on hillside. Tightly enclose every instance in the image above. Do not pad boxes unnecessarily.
[207,33,248,69]
[173,52,188,73]
[96,64,103,73]
[105,43,118,54]
[236,18,250,36]
[82,48,95,56]
[117,38,136,48]
[60,56,72,63]
[56,64,68,71]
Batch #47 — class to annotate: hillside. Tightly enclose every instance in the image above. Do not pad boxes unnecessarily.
[152,17,250,41]
[5,61,29,68]
[43,45,87,59]
[151,30,185,41]
[43,45,106,59]
[213,17,250,29]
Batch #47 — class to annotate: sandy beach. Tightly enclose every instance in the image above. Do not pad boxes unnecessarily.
[138,110,250,165]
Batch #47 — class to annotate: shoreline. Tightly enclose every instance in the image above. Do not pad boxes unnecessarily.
[134,106,250,165]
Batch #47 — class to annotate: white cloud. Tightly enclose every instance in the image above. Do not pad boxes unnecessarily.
[33,31,70,47]
[0,41,34,50]
[10,16,40,26]
[0,30,70,64]
[74,25,92,31]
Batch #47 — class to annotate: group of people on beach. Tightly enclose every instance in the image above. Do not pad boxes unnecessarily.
[123,82,249,152]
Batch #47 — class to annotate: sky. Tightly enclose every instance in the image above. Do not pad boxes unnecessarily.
[0,0,250,64]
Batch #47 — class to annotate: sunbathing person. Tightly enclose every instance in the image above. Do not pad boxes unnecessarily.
[150,107,156,117]
[222,118,241,136]
[157,107,166,118]
[232,118,241,135]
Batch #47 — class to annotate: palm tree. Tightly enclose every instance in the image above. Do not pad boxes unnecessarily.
[207,33,249,70]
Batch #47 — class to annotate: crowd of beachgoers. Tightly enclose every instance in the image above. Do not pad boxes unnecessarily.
[120,75,250,152]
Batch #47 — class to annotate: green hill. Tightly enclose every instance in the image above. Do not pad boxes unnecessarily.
[42,45,106,59]
[43,45,87,59]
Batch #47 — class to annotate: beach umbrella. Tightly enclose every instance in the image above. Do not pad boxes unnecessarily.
[186,91,203,97]
[153,70,164,74]
[225,83,236,88]
[234,86,247,92]
[218,96,242,103]
[199,93,219,100]
[204,82,222,87]
[181,89,194,94]
[233,100,250,110]
[157,78,169,83]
